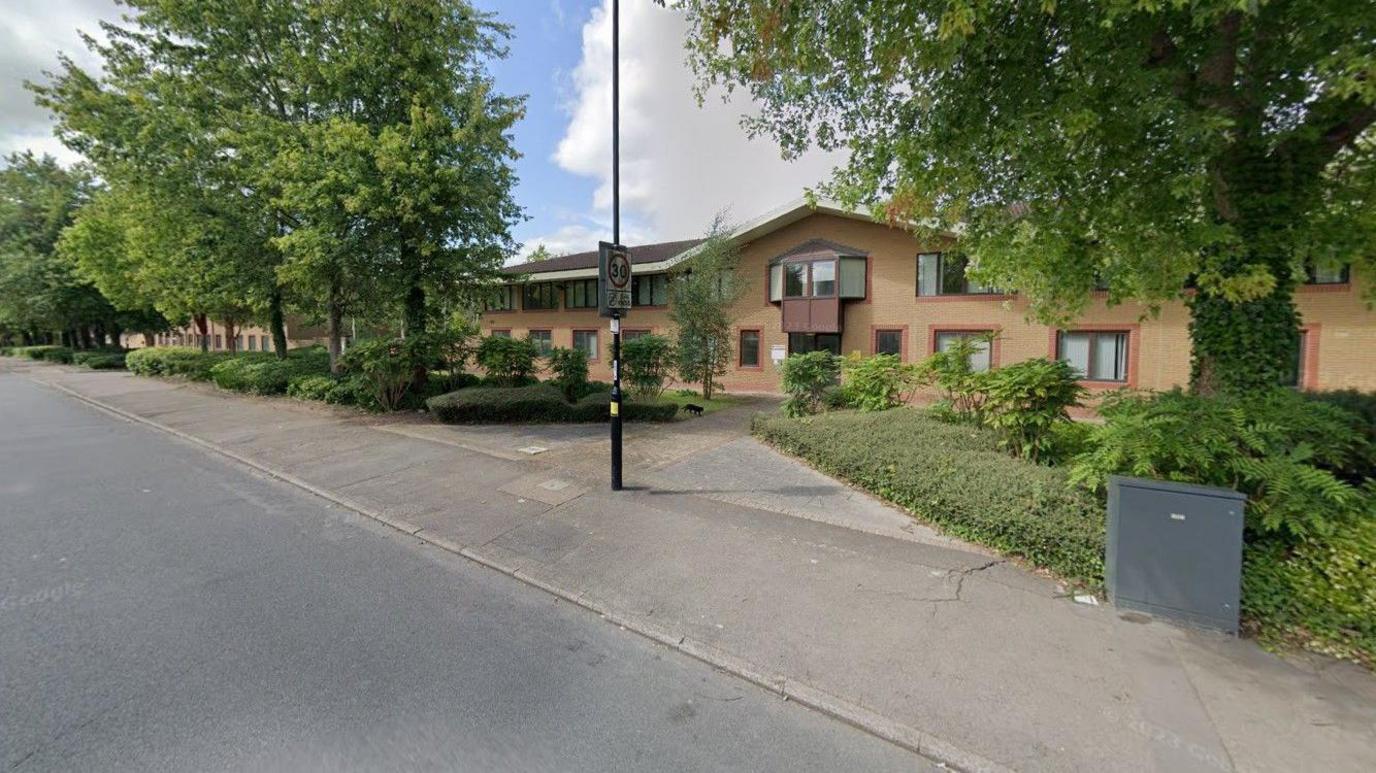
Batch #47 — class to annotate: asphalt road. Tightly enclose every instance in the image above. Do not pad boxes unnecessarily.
[0,373,929,772]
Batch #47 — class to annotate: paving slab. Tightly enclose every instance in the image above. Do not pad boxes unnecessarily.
[15,358,1376,773]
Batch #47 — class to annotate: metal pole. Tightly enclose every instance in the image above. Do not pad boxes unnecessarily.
[609,0,623,491]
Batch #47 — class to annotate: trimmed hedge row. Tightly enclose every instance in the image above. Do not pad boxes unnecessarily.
[209,349,330,395]
[126,347,232,380]
[75,351,126,369]
[753,408,1106,584]
[427,385,680,424]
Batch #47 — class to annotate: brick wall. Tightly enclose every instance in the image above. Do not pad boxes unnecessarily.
[482,212,1376,394]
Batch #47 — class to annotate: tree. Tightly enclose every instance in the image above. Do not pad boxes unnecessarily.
[526,244,557,262]
[669,217,744,399]
[0,152,120,347]
[672,1,1376,394]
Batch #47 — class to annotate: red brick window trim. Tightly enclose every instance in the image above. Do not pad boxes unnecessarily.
[738,328,763,369]
[870,325,908,360]
[1048,325,1140,389]
[927,325,1001,369]
[572,328,600,362]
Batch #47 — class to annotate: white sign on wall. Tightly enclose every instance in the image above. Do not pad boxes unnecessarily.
[770,344,787,364]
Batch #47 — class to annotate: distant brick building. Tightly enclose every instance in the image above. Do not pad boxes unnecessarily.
[483,199,1374,394]
[122,318,334,354]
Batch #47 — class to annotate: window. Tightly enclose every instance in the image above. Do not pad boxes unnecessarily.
[1281,330,1310,388]
[248,335,257,351]
[934,331,992,372]
[527,329,553,355]
[739,330,761,367]
[262,336,273,352]
[917,252,995,296]
[633,274,668,306]
[236,335,244,352]
[489,329,511,338]
[780,259,837,298]
[573,329,599,360]
[875,329,903,357]
[566,279,598,309]
[622,329,650,342]
[788,332,841,356]
[1057,331,1129,382]
[485,285,517,311]
[214,334,223,350]
[523,283,559,310]
[1305,260,1350,285]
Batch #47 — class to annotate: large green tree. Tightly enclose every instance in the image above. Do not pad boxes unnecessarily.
[0,152,122,347]
[671,0,1376,393]
[670,217,745,399]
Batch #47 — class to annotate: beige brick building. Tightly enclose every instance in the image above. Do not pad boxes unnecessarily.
[482,200,1374,395]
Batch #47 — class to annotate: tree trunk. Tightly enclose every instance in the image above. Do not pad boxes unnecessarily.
[109,322,123,348]
[195,314,209,352]
[143,332,155,347]
[327,279,344,376]
[268,289,288,359]
[224,320,237,353]
[403,282,427,338]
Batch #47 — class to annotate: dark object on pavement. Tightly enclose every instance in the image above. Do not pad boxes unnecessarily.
[1106,475,1246,634]
[683,403,704,417]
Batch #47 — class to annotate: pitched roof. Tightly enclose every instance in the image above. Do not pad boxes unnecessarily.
[770,238,869,262]
[502,238,705,276]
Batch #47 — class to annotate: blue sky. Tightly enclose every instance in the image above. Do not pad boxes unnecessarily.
[2,1,841,257]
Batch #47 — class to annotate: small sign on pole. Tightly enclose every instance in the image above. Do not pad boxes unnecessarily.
[599,242,631,318]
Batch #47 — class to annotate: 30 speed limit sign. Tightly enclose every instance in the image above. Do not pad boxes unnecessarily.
[598,241,632,318]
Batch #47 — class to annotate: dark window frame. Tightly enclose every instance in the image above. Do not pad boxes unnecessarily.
[527,329,553,355]
[739,329,762,368]
[787,332,842,356]
[1056,330,1130,383]
[485,285,518,312]
[523,282,560,311]
[632,274,669,307]
[572,329,600,361]
[874,329,904,357]
[780,258,838,300]
[1304,261,1351,285]
[565,278,598,309]
[916,252,997,296]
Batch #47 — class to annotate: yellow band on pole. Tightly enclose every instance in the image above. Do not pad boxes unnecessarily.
[609,401,620,417]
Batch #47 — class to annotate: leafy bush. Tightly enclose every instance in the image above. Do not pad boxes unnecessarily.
[126,347,230,380]
[18,345,62,361]
[209,352,329,395]
[339,336,438,411]
[1069,389,1372,538]
[569,391,680,422]
[1306,389,1376,480]
[753,408,1105,583]
[72,348,124,367]
[80,353,126,370]
[622,334,676,398]
[916,332,995,421]
[427,384,571,423]
[1244,512,1376,665]
[779,351,841,417]
[839,353,919,412]
[286,374,338,402]
[546,347,589,401]
[980,358,1085,462]
[475,335,540,385]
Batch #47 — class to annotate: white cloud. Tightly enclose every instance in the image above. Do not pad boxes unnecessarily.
[545,0,842,246]
[0,0,119,165]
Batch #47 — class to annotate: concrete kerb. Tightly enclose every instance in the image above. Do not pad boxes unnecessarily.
[33,373,1009,773]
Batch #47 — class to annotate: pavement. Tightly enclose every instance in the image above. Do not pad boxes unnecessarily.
[7,357,1376,772]
[0,372,929,772]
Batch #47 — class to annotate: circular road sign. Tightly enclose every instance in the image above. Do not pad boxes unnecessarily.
[607,250,631,290]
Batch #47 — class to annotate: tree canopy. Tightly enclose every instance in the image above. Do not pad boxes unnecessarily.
[671,0,1376,392]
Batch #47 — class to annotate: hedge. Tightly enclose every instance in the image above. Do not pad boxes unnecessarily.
[427,384,572,423]
[79,353,126,370]
[209,351,329,395]
[426,384,681,424]
[753,408,1106,584]
[126,347,231,380]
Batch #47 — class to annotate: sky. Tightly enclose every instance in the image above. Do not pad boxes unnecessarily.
[1,0,842,257]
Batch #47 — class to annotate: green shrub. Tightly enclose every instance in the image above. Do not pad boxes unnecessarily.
[570,391,680,422]
[753,409,1105,583]
[839,352,919,412]
[427,384,570,423]
[779,351,841,417]
[916,332,995,420]
[1243,512,1375,665]
[547,346,590,401]
[286,374,337,402]
[1306,389,1376,480]
[980,358,1086,462]
[209,352,328,395]
[622,333,676,398]
[126,347,231,380]
[339,336,433,411]
[81,353,126,370]
[19,345,61,360]
[1069,389,1371,538]
[475,335,540,385]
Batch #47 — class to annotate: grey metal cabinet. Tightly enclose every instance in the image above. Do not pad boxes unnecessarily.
[1106,476,1247,633]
